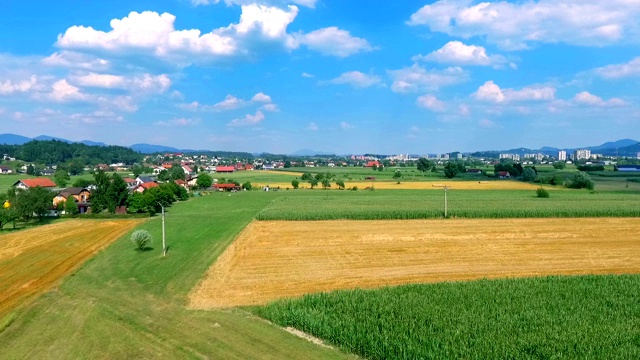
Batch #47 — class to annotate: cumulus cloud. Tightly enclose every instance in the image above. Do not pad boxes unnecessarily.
[301,72,315,78]
[388,64,468,93]
[327,71,382,88]
[260,103,279,112]
[228,110,265,126]
[573,91,625,107]
[472,81,555,103]
[296,27,374,57]
[413,41,510,67]
[212,95,247,111]
[0,75,38,95]
[340,121,355,129]
[251,92,272,103]
[416,94,446,112]
[594,57,640,79]
[55,7,300,68]
[69,110,124,124]
[307,122,319,131]
[70,73,171,93]
[42,51,110,71]
[47,79,91,102]
[407,0,640,50]
[155,117,200,126]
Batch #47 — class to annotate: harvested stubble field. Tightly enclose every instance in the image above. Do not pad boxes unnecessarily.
[0,219,142,317]
[190,218,640,309]
[253,180,554,190]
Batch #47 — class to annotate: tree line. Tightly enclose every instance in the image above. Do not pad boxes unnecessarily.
[0,140,143,166]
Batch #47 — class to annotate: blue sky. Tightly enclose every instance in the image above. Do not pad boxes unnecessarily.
[1,0,639,154]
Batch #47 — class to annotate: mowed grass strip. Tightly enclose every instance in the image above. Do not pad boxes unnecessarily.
[252,180,552,190]
[0,219,143,318]
[190,218,640,308]
[256,190,640,220]
[255,275,640,359]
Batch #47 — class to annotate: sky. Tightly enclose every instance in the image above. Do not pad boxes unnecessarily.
[1,0,639,155]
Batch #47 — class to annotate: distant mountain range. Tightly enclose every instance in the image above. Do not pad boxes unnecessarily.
[0,133,638,157]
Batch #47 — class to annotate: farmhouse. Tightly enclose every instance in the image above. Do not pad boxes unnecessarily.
[0,165,13,174]
[216,166,235,173]
[175,179,188,189]
[497,171,511,179]
[364,160,380,168]
[13,178,57,190]
[213,183,241,192]
[135,176,155,185]
[132,182,159,193]
[53,187,91,214]
[123,177,138,189]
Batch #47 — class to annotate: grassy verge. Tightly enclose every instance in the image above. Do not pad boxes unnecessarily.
[254,275,640,359]
[0,192,348,359]
[256,189,640,220]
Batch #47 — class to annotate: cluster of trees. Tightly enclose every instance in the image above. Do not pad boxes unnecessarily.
[0,187,55,229]
[494,159,525,177]
[91,171,130,213]
[1,140,142,166]
[443,161,466,178]
[127,182,188,215]
[294,172,345,189]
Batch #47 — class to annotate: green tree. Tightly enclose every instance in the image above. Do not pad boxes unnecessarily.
[106,173,129,213]
[284,161,291,168]
[301,172,313,181]
[157,169,171,182]
[67,160,84,175]
[443,161,465,178]
[91,169,111,213]
[567,172,595,190]
[393,170,402,179]
[132,165,144,178]
[416,158,432,173]
[0,207,18,229]
[171,165,186,181]
[26,164,35,175]
[321,178,331,189]
[196,173,213,189]
[291,179,299,189]
[72,178,93,188]
[64,197,80,215]
[521,167,537,182]
[242,181,252,190]
[309,178,318,189]
[335,179,345,189]
[13,187,54,220]
[54,168,70,187]
[372,164,378,171]
[553,161,567,170]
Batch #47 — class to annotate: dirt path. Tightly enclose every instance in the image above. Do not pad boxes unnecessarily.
[0,219,143,317]
[189,218,640,308]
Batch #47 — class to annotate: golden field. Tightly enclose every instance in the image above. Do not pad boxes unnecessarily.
[253,180,556,190]
[190,218,640,309]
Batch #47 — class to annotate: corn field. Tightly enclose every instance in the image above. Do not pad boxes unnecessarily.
[255,275,640,359]
[255,190,640,220]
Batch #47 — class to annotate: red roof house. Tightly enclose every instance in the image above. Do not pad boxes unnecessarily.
[215,166,235,173]
[363,161,381,168]
[13,178,57,190]
[132,182,159,193]
[213,183,241,191]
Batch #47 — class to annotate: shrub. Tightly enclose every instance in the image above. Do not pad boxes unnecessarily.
[567,172,595,190]
[131,229,153,251]
[536,187,550,198]
[242,181,252,190]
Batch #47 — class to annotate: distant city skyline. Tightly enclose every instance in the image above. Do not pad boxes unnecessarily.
[1,1,639,154]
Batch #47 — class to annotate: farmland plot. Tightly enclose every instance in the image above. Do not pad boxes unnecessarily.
[190,218,640,308]
[0,219,142,317]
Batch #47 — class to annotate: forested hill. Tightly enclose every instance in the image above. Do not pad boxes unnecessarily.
[0,140,143,165]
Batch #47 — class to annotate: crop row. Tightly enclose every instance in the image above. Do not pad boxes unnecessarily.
[254,275,640,359]
[255,190,640,220]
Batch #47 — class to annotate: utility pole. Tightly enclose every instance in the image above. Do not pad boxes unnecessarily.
[158,202,166,257]
[443,185,449,218]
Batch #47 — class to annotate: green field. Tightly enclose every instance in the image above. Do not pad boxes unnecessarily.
[256,189,640,220]
[2,177,640,358]
[255,275,640,359]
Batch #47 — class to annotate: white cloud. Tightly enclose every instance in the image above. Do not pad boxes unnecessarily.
[297,27,374,57]
[478,119,497,128]
[459,104,471,117]
[340,121,355,129]
[192,0,317,9]
[328,71,382,88]
[413,41,509,67]
[260,103,279,112]
[594,57,640,79]
[228,110,265,126]
[407,0,640,50]
[416,94,446,112]
[301,72,315,78]
[55,6,300,68]
[573,91,625,107]
[42,51,110,71]
[70,110,124,124]
[47,79,91,102]
[472,81,555,103]
[251,92,272,103]
[212,95,247,111]
[155,117,200,126]
[307,122,319,131]
[388,64,468,93]
[0,75,38,95]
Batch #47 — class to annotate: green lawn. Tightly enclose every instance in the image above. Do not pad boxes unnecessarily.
[0,192,349,359]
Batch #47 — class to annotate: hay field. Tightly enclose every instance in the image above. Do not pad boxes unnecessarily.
[190,218,640,308]
[0,219,143,317]
[253,180,554,190]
